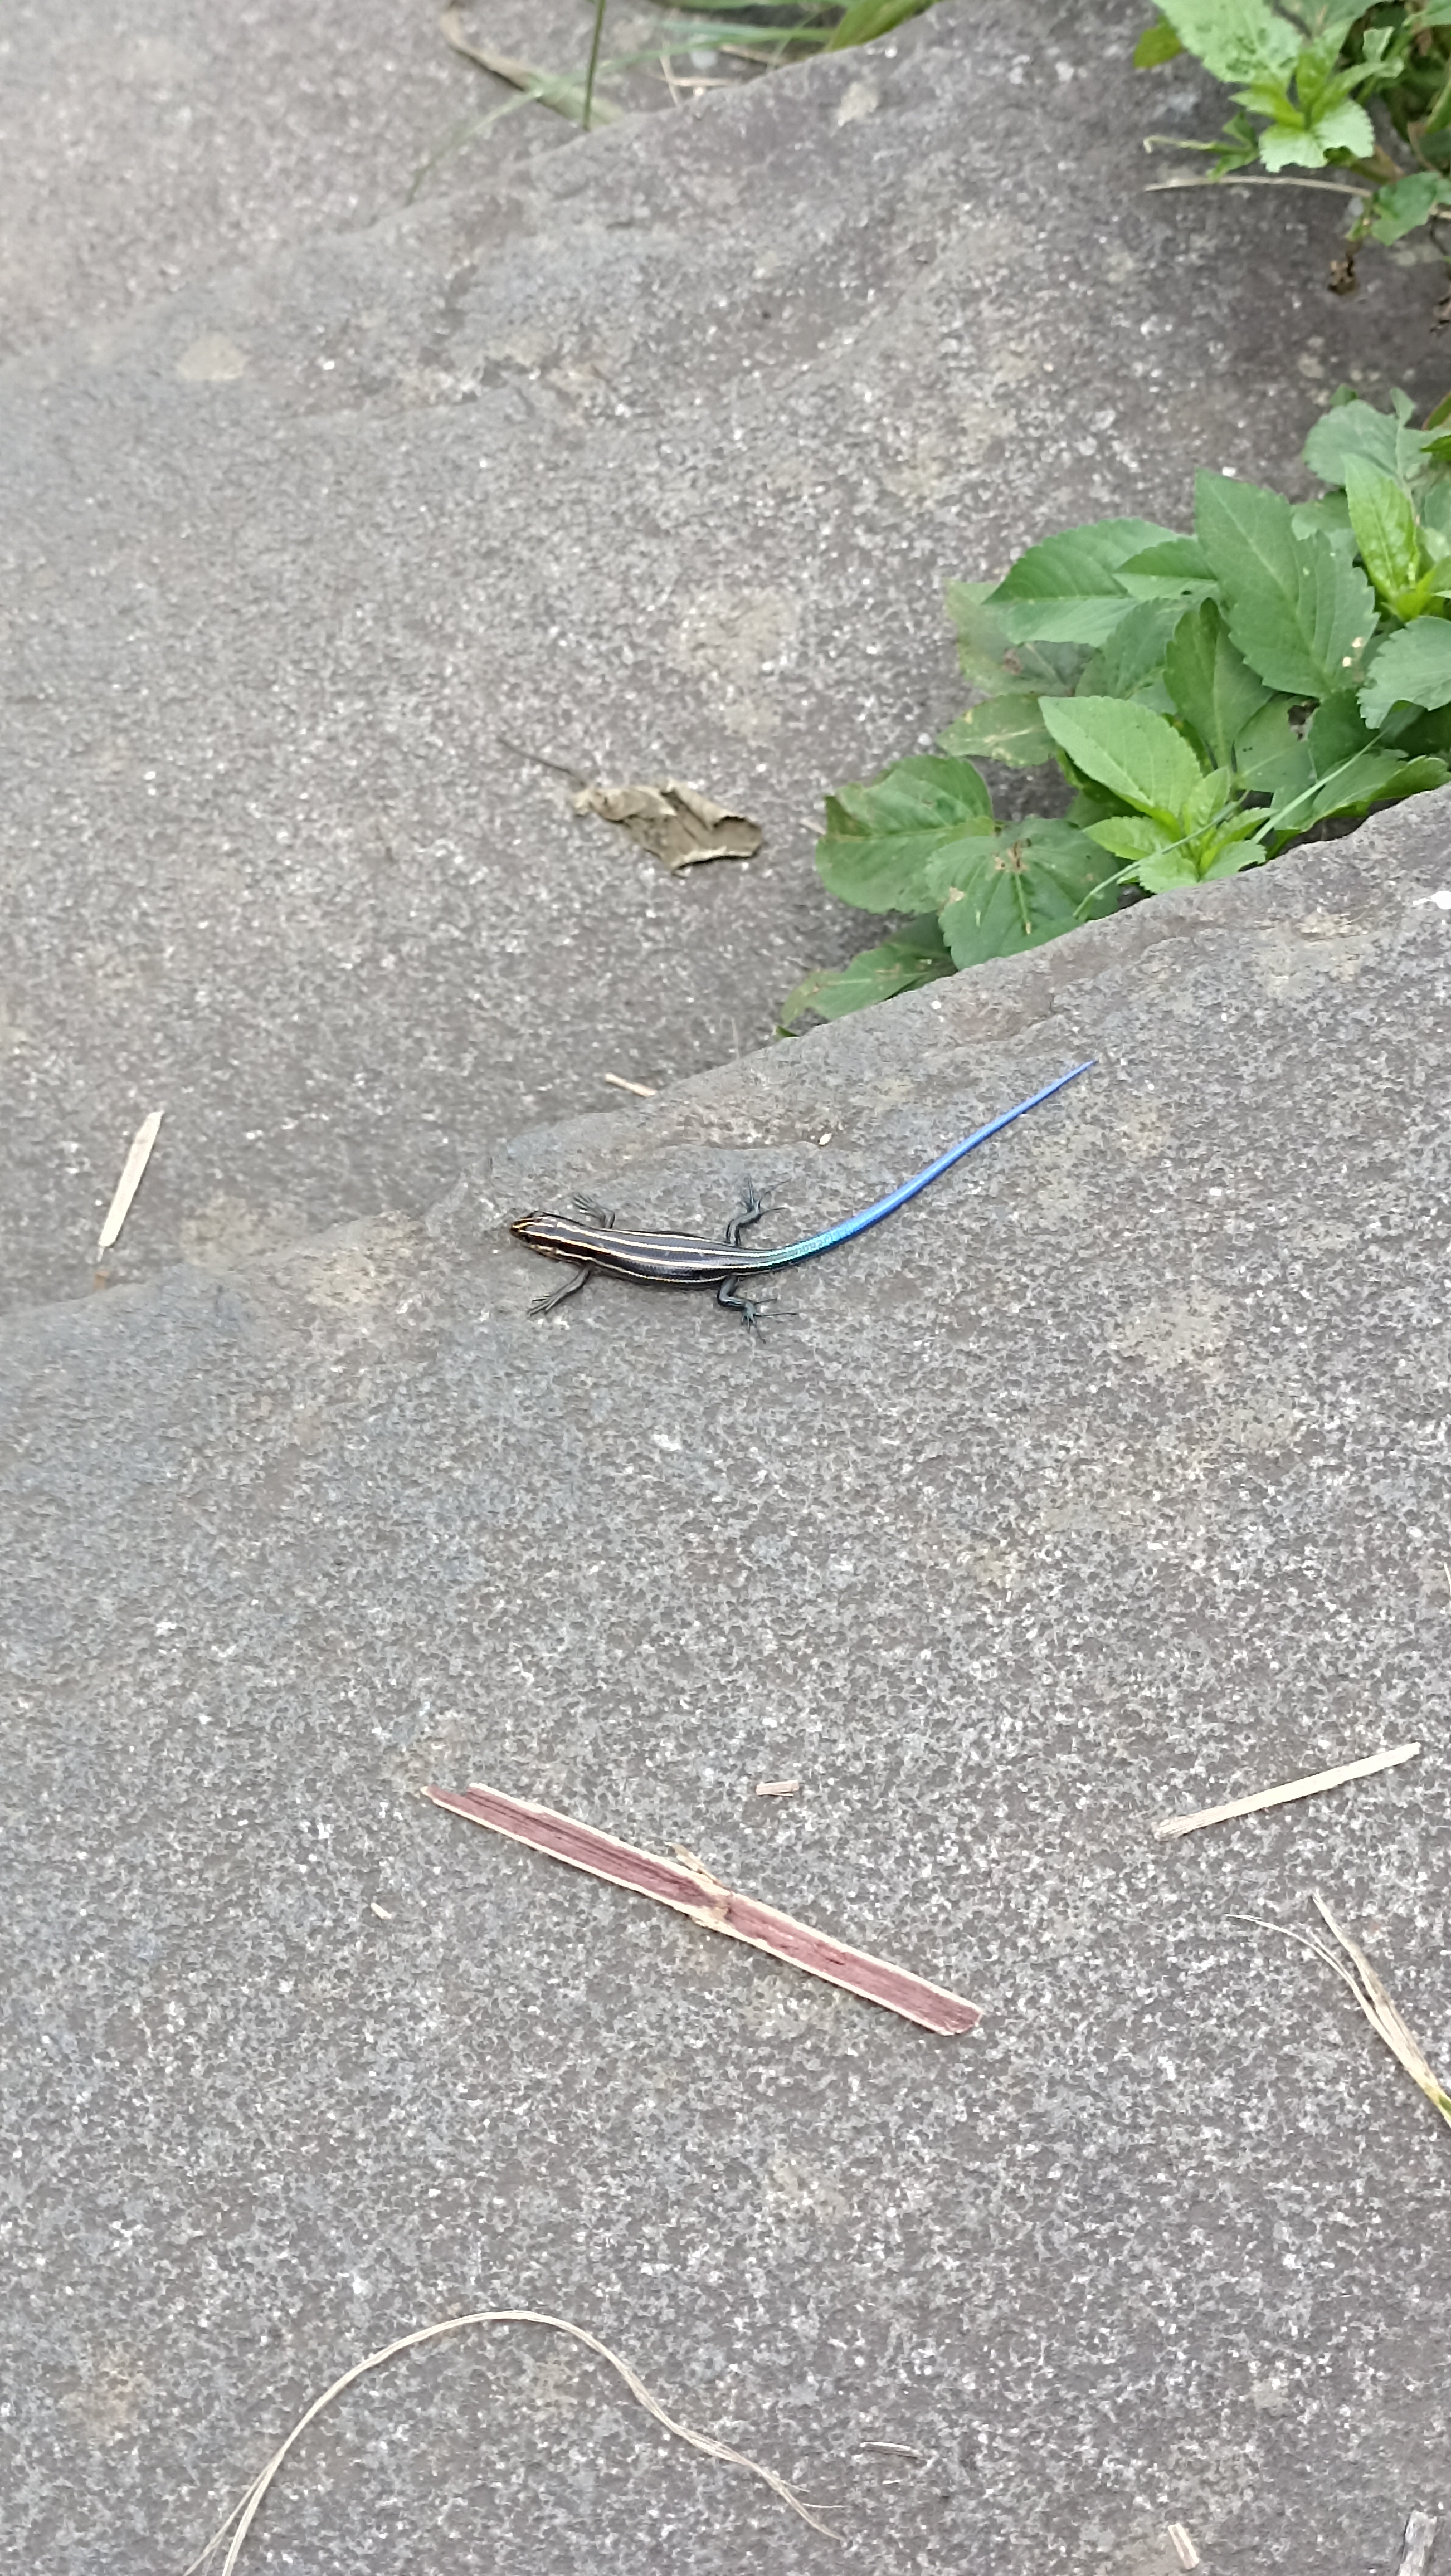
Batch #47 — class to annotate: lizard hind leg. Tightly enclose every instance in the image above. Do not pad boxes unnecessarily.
[571,1192,617,1228]
[716,1275,763,1329]
[723,1179,767,1250]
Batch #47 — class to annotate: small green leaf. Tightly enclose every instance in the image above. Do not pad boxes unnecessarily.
[1359,616,1451,727]
[1179,763,1236,833]
[816,756,995,914]
[1133,15,1185,66]
[1343,455,1423,602]
[1255,96,1372,168]
[988,516,1181,645]
[938,696,1058,767]
[927,819,1117,967]
[944,581,1083,697]
[1085,813,1174,865]
[1303,394,1430,493]
[778,916,954,1031]
[1164,597,1272,767]
[1367,172,1451,245]
[1040,696,1206,825]
[1195,471,1377,696]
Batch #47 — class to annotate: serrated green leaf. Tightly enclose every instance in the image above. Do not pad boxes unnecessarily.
[778,916,954,1031]
[1278,746,1449,830]
[1040,696,1206,824]
[944,581,1083,696]
[1164,597,1272,766]
[1303,394,1431,492]
[1195,470,1377,695]
[1343,455,1423,601]
[1159,0,1299,82]
[1359,616,1451,726]
[816,755,994,914]
[1179,763,1236,833]
[1289,492,1354,548]
[1077,598,1185,708]
[988,517,1181,646]
[1233,696,1311,794]
[1255,97,1372,167]
[927,819,1117,967]
[1367,172,1451,245]
[1085,813,1174,864]
[938,696,1058,767]
[1133,15,1185,65]
[1114,535,1218,604]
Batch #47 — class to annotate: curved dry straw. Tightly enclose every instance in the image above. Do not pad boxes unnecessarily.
[183,2306,837,2572]
[1248,1894,1451,2134]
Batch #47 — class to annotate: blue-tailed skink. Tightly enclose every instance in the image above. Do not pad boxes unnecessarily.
[511,1060,1092,1323]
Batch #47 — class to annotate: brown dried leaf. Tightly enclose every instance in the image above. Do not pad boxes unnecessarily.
[573,778,763,871]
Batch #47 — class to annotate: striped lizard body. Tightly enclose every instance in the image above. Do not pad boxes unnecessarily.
[512,1060,1093,1323]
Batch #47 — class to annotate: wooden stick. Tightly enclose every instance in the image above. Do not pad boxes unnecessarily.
[97,1108,163,1253]
[426,1781,980,2036]
[1154,1741,1419,1842]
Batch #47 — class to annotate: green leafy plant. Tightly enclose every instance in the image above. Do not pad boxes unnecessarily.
[781,388,1451,1028]
[1135,0,1451,258]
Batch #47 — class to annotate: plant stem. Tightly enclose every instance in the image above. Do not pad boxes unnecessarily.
[583,0,608,130]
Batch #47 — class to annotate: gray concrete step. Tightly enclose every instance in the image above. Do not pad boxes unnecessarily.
[4,795,1449,2572]
[0,0,705,362]
[5,1,1448,1316]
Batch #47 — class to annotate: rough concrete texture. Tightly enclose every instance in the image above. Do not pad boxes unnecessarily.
[0,0,712,362]
[6,793,1451,2573]
[6,0,1451,1313]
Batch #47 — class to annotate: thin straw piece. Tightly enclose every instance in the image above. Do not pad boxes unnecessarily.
[183,2306,835,2573]
[1247,1896,1451,2134]
[97,1108,163,1253]
[427,1780,980,2034]
[1155,1741,1419,1841]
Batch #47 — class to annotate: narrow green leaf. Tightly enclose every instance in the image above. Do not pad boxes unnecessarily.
[1195,470,1377,696]
[927,819,1117,967]
[1359,616,1451,726]
[1164,597,1272,767]
[1040,696,1206,825]
[778,917,953,1031]
[816,755,994,914]
[988,517,1181,646]
[1343,455,1423,601]
[824,0,932,50]
[938,696,1058,767]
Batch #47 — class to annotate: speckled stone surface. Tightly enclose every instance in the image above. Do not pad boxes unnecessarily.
[4,794,1450,2573]
[5,0,1450,1313]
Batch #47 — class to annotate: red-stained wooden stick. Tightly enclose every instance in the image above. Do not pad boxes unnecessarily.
[425,1781,980,2037]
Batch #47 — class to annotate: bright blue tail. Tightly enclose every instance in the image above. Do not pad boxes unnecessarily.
[756,1060,1095,1269]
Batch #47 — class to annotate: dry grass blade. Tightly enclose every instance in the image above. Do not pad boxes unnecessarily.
[1249,1897,1451,2134]
[182,2306,836,2570]
[97,1108,163,1254]
[1154,1740,1419,1841]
